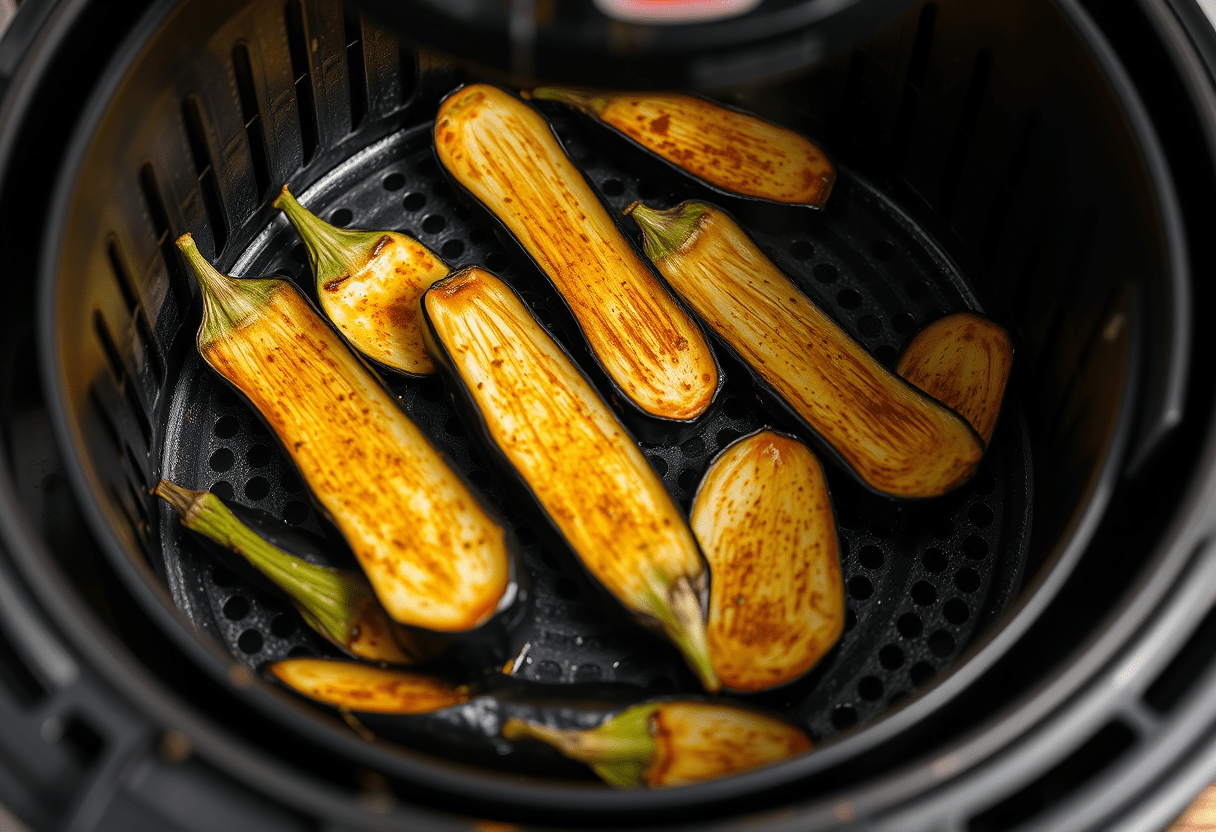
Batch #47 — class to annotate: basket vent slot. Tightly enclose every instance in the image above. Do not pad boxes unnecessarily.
[93,311,152,451]
[182,96,229,256]
[1145,597,1216,712]
[285,0,319,166]
[968,721,1136,832]
[940,48,993,216]
[107,240,165,388]
[893,3,937,171]
[0,618,47,706]
[344,11,368,132]
[231,43,272,202]
[138,163,189,308]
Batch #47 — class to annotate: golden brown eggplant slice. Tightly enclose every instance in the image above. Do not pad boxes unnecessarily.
[274,187,450,376]
[270,659,469,714]
[175,235,523,649]
[422,266,718,691]
[529,88,834,208]
[897,312,1013,446]
[434,84,719,428]
[627,201,984,499]
[691,431,844,692]
[503,700,812,788]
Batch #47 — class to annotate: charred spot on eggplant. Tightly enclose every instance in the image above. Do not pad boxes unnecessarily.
[274,186,450,377]
[422,266,719,691]
[434,84,720,431]
[174,234,529,668]
[691,431,844,692]
[627,201,985,500]
[529,88,834,209]
[503,699,812,788]
[897,312,1013,446]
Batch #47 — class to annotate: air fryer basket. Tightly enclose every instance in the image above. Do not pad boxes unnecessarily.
[32,0,1193,825]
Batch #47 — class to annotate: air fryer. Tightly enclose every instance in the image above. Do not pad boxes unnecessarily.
[0,0,1215,829]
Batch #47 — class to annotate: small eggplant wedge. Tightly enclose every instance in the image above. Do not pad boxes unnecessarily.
[274,187,449,376]
[529,88,834,208]
[175,235,529,667]
[691,431,844,692]
[270,658,648,776]
[503,699,812,788]
[155,480,418,664]
[434,84,720,433]
[897,312,1013,446]
[627,201,985,500]
[422,266,718,691]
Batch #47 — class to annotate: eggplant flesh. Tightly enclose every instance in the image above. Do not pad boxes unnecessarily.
[422,266,718,692]
[691,431,844,693]
[627,202,984,500]
[504,699,812,788]
[529,88,834,208]
[433,84,719,425]
[897,312,1013,446]
[176,236,527,663]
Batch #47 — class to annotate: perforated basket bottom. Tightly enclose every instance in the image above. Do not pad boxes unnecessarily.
[156,109,1030,748]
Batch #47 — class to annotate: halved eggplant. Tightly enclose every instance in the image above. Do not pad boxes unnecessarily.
[528,88,834,208]
[175,235,529,668]
[156,480,422,664]
[274,186,449,376]
[897,312,1013,446]
[626,201,985,500]
[270,657,647,777]
[690,431,844,692]
[421,266,718,691]
[433,84,720,439]
[503,699,812,788]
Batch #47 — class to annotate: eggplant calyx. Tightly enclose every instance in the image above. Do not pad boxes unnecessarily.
[644,572,720,693]
[625,201,709,263]
[527,87,610,117]
[176,234,280,344]
[273,186,390,294]
[154,480,371,655]
[503,703,660,788]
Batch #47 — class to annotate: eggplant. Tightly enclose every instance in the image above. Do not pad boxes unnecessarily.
[155,480,426,664]
[690,431,844,693]
[896,312,1013,446]
[626,201,985,500]
[528,88,834,209]
[421,266,719,691]
[269,657,648,777]
[174,235,529,668]
[503,699,812,788]
[274,186,449,376]
[433,84,721,440]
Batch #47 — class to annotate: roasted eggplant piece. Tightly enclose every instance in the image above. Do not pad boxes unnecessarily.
[274,186,449,376]
[270,657,647,776]
[626,201,984,500]
[422,266,718,691]
[691,431,843,692]
[503,699,812,788]
[434,84,720,436]
[155,480,420,664]
[175,235,528,667]
[897,312,1013,446]
[529,88,834,208]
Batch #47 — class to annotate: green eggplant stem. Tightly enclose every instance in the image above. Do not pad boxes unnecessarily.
[649,574,719,693]
[176,234,280,346]
[624,201,709,263]
[527,87,609,117]
[154,480,367,649]
[503,703,659,788]
[273,186,388,291]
